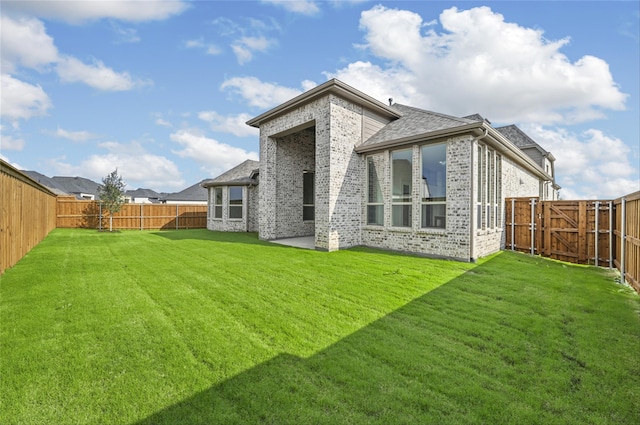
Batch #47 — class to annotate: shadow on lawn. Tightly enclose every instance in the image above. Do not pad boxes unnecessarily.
[131,253,592,425]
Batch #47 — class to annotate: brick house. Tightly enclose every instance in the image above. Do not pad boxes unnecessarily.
[203,79,558,261]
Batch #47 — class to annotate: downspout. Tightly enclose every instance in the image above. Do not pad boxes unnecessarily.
[470,126,489,262]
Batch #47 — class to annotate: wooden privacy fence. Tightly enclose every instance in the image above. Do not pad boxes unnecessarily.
[505,192,640,293]
[57,197,207,230]
[1,160,57,274]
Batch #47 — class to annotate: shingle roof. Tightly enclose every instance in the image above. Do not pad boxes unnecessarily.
[126,188,161,199]
[22,171,69,195]
[51,176,101,196]
[360,104,479,148]
[163,180,209,202]
[495,125,548,154]
[202,159,260,187]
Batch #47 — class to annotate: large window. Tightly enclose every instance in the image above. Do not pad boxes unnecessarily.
[303,171,314,221]
[213,187,223,219]
[367,157,384,225]
[392,149,412,227]
[476,145,501,230]
[421,143,446,229]
[228,186,243,219]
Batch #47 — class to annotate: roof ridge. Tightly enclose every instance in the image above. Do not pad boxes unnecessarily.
[392,103,476,124]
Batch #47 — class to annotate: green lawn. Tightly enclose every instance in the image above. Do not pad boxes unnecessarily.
[1,229,638,425]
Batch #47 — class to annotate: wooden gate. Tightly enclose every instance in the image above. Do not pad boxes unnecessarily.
[505,198,614,267]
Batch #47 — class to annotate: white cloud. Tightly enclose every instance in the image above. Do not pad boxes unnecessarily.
[56,56,149,91]
[1,14,149,102]
[170,128,259,176]
[231,36,276,64]
[198,111,258,137]
[524,125,639,199]
[110,23,140,44]
[0,134,25,151]
[326,5,627,125]
[220,77,317,109]
[53,127,97,142]
[0,14,58,73]
[0,74,52,121]
[184,38,222,56]
[155,118,172,128]
[47,141,185,191]
[262,0,320,16]
[2,0,189,24]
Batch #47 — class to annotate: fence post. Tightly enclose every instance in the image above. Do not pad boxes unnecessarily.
[141,204,143,230]
[594,201,599,267]
[99,202,102,231]
[530,198,536,255]
[176,204,179,230]
[609,201,613,268]
[620,197,626,284]
[511,198,515,251]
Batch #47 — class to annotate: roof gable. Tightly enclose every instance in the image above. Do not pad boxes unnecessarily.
[202,159,260,187]
[247,79,401,128]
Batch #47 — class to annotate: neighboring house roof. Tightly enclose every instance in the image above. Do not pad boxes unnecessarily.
[51,176,102,199]
[126,188,161,199]
[3,162,57,197]
[361,104,479,149]
[163,180,208,202]
[247,79,401,129]
[202,159,260,187]
[22,170,69,195]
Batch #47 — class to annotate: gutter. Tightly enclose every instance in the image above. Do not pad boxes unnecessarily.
[470,127,489,262]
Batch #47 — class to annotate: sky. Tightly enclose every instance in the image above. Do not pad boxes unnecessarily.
[1,0,638,199]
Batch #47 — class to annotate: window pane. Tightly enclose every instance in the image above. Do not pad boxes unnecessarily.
[392,205,411,227]
[229,187,242,205]
[422,204,446,229]
[303,172,314,205]
[367,157,383,203]
[421,144,446,202]
[367,205,383,226]
[229,205,242,219]
[215,188,222,205]
[228,187,242,219]
[214,206,222,219]
[392,149,412,203]
[303,206,314,221]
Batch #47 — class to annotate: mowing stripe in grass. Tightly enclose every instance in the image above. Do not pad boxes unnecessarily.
[1,229,638,425]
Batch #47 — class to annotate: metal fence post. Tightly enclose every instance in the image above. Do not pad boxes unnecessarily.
[608,201,613,268]
[620,197,626,284]
[594,201,599,267]
[530,198,536,255]
[511,198,515,251]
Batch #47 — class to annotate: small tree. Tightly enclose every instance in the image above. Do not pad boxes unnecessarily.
[98,168,126,232]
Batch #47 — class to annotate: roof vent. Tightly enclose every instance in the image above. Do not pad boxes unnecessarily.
[388,98,393,106]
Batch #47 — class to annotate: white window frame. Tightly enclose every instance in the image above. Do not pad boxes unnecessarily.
[366,156,384,226]
[391,148,413,228]
[213,187,223,219]
[420,143,447,229]
[228,186,243,220]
